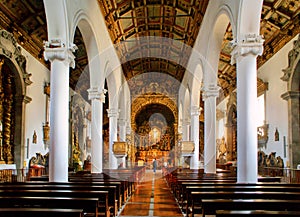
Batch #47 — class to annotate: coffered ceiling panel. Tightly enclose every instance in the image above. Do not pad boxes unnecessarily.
[0,0,299,100]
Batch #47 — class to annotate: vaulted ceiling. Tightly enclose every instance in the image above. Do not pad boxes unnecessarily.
[0,0,299,100]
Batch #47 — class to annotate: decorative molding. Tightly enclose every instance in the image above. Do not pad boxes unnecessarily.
[257,81,268,96]
[0,29,32,86]
[202,84,220,100]
[107,108,119,118]
[281,35,300,81]
[281,91,300,100]
[87,87,107,102]
[191,106,201,116]
[43,39,77,69]
[231,34,264,64]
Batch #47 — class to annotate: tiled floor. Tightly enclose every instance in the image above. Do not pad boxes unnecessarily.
[119,170,184,217]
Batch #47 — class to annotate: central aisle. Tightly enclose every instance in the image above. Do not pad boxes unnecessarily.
[119,169,183,217]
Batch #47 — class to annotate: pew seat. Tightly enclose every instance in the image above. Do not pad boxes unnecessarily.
[0,196,99,216]
[201,199,300,217]
[0,207,84,217]
[216,210,300,216]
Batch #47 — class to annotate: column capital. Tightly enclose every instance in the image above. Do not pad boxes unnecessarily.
[107,108,119,118]
[182,118,190,126]
[43,39,77,68]
[191,106,202,116]
[202,84,220,100]
[118,119,127,126]
[87,87,107,102]
[230,34,264,65]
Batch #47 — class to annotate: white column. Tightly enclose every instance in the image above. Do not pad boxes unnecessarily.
[44,40,76,182]
[88,88,107,173]
[202,85,220,174]
[119,119,126,142]
[231,34,264,183]
[107,108,119,169]
[182,119,190,141]
[190,106,201,169]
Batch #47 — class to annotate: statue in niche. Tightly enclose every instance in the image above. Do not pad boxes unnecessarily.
[275,128,279,141]
[32,130,37,144]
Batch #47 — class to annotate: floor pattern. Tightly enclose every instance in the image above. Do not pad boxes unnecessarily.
[118,170,184,217]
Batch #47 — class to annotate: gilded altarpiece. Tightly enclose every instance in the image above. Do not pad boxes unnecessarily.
[226,93,237,161]
[0,60,15,164]
[0,30,32,169]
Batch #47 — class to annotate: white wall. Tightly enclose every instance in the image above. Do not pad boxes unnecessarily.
[257,35,298,166]
[216,97,228,140]
[22,49,50,166]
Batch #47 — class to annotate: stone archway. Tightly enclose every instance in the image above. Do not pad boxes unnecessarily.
[281,35,300,169]
[0,30,32,168]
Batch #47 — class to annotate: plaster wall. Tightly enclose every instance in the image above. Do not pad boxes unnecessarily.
[257,35,298,166]
[22,48,50,165]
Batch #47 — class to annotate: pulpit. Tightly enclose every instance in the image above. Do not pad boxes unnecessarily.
[179,141,195,156]
[113,142,127,168]
[179,141,194,168]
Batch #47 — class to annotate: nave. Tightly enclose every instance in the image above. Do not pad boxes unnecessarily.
[119,169,183,217]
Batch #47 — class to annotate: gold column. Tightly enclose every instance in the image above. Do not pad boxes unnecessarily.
[3,75,14,164]
[0,58,5,163]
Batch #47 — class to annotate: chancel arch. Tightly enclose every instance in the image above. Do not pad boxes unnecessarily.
[281,35,300,169]
[132,101,177,168]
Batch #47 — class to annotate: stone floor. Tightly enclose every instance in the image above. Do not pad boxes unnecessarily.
[118,169,184,217]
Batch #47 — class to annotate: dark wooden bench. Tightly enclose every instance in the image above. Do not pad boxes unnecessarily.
[181,184,300,216]
[179,182,300,210]
[68,176,128,207]
[0,189,109,217]
[0,183,119,216]
[216,210,300,216]
[0,207,84,217]
[201,199,300,217]
[190,191,300,216]
[0,196,99,217]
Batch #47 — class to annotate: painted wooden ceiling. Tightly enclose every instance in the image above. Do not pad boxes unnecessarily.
[0,0,299,100]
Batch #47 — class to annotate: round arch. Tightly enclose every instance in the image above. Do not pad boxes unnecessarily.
[0,29,32,169]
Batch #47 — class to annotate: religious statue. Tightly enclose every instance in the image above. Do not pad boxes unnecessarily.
[32,130,37,144]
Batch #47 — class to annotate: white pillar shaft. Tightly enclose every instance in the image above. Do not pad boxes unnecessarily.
[182,121,190,141]
[204,97,217,173]
[119,121,126,142]
[108,113,118,169]
[91,99,103,173]
[49,60,69,182]
[236,55,258,183]
[190,114,199,169]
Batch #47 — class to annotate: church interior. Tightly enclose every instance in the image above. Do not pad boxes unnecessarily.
[0,0,299,216]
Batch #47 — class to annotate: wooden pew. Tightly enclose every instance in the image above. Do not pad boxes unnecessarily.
[216,210,300,217]
[185,185,300,216]
[0,183,120,216]
[0,208,84,217]
[179,182,300,210]
[0,196,99,217]
[201,199,300,217]
[0,189,109,217]
[68,176,128,207]
[190,191,300,216]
